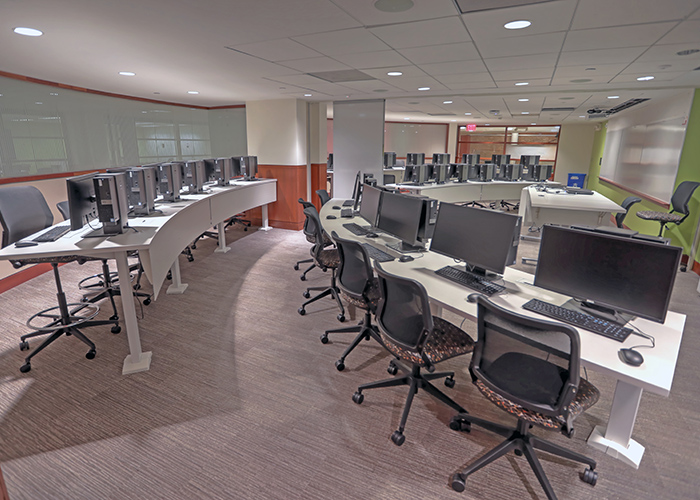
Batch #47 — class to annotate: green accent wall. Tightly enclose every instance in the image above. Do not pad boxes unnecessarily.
[587,88,700,263]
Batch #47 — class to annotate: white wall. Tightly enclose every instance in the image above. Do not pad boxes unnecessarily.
[246,99,306,165]
[208,108,248,157]
[555,123,597,186]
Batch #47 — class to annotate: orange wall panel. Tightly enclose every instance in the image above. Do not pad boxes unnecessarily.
[245,165,306,230]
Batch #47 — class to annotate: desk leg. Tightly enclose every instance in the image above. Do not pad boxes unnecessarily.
[166,259,188,295]
[259,204,272,231]
[115,252,152,375]
[587,380,645,468]
[214,222,231,253]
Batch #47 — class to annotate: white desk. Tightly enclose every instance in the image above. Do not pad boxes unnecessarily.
[519,185,624,228]
[0,179,276,375]
[391,180,535,204]
[320,199,685,469]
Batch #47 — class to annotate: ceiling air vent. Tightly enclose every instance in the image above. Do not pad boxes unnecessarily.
[427,113,457,116]
[541,107,576,112]
[306,70,375,83]
[608,98,650,114]
[455,0,556,14]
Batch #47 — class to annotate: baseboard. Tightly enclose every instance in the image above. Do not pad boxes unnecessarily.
[0,465,10,500]
[0,263,56,294]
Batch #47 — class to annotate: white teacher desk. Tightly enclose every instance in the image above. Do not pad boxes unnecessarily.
[320,200,685,469]
[390,180,535,204]
[0,179,276,375]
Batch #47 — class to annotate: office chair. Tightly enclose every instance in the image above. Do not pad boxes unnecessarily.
[297,206,345,320]
[449,294,599,499]
[190,212,252,250]
[294,198,332,281]
[636,181,700,236]
[352,262,474,445]
[321,231,383,371]
[0,186,120,373]
[315,189,330,206]
[615,196,642,228]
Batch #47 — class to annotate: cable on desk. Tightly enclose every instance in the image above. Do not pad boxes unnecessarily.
[628,324,656,351]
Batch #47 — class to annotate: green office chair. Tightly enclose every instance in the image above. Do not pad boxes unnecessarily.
[636,181,700,236]
[449,294,599,499]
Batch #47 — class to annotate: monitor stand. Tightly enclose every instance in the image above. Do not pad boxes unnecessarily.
[561,298,633,326]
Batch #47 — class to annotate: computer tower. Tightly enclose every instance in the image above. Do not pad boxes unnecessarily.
[462,154,480,165]
[384,152,397,168]
[125,168,156,215]
[141,166,158,205]
[184,160,206,193]
[533,164,553,181]
[467,164,479,180]
[402,165,414,183]
[432,153,450,165]
[455,164,468,183]
[491,154,511,166]
[412,164,430,185]
[214,157,234,186]
[478,164,494,181]
[493,164,507,181]
[93,173,129,235]
[240,156,258,180]
[435,164,449,184]
[406,153,425,166]
[417,198,438,243]
[157,163,182,202]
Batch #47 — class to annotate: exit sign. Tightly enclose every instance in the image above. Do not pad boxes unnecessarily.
[467,124,477,131]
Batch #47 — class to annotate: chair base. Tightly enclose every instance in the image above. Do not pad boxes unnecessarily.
[298,285,345,320]
[321,310,381,371]
[449,415,597,500]
[353,363,464,445]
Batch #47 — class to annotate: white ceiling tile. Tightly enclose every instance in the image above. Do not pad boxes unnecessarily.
[462,0,577,39]
[609,71,686,83]
[552,63,627,77]
[563,23,677,52]
[550,73,614,85]
[624,60,700,73]
[398,42,481,64]
[229,38,324,62]
[495,78,552,88]
[477,32,566,58]
[292,28,390,56]
[334,80,402,92]
[542,95,591,107]
[657,20,700,45]
[418,59,488,75]
[635,43,700,63]
[433,72,493,84]
[369,17,471,49]
[484,53,558,71]
[557,47,648,66]
[386,76,448,92]
[571,0,699,30]
[331,50,411,69]
[361,66,427,79]
[277,57,352,73]
[331,0,460,26]
[491,67,554,80]
[263,74,330,86]
[445,81,498,90]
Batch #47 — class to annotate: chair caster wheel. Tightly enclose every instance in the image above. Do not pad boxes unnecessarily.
[444,376,455,388]
[191,243,197,250]
[110,315,119,321]
[514,449,523,456]
[86,349,96,360]
[302,291,311,299]
[300,275,307,282]
[167,271,172,281]
[582,468,597,486]
[243,228,248,231]
[451,474,466,492]
[298,307,306,316]
[19,341,29,351]
[111,325,121,334]
[187,256,194,262]
[294,264,300,271]
[391,431,405,446]
[320,333,329,344]
[144,298,151,306]
[352,391,364,404]
[20,363,31,373]
[387,362,398,375]
[337,314,345,322]
[335,360,345,371]
[449,416,471,433]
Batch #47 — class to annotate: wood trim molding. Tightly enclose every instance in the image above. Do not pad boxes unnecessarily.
[599,176,671,209]
[310,163,327,210]
[243,165,307,230]
[0,169,106,185]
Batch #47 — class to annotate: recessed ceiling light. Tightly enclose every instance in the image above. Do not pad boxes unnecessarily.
[464,112,472,115]
[304,93,312,96]
[119,71,135,76]
[570,78,592,83]
[187,91,199,94]
[677,49,700,56]
[515,82,529,86]
[531,123,536,125]
[0,94,3,97]
[418,87,430,91]
[35,102,42,105]
[637,76,654,81]
[443,100,453,104]
[404,117,410,120]
[153,92,160,95]
[49,92,58,96]
[579,115,586,118]
[374,0,414,13]
[504,20,531,30]
[560,97,575,100]
[521,112,529,114]
[451,119,456,122]
[13,27,43,36]
[485,123,490,126]
[585,67,596,71]
[518,98,529,102]
[387,71,403,76]
[608,95,620,99]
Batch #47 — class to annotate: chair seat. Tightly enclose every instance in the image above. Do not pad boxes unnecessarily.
[636,210,683,223]
[340,277,380,311]
[317,248,340,268]
[381,316,474,366]
[475,377,600,431]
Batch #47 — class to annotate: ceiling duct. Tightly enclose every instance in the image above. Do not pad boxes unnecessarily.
[586,98,650,119]
[306,70,375,83]
[541,107,576,112]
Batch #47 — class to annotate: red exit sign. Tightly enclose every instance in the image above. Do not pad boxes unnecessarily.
[467,124,477,131]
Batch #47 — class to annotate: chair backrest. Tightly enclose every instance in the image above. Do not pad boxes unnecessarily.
[470,294,580,418]
[315,189,330,206]
[615,196,641,228]
[57,200,70,221]
[298,198,317,241]
[331,230,374,300]
[0,185,54,248]
[670,181,700,216]
[303,206,327,263]
[374,262,433,353]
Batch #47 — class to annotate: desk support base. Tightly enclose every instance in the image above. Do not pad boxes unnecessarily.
[215,223,231,253]
[588,425,644,468]
[259,204,272,231]
[166,260,188,295]
[122,351,153,375]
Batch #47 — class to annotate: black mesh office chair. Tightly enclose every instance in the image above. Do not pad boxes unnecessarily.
[636,181,700,236]
[352,262,474,445]
[615,196,642,228]
[315,189,330,206]
[321,231,383,371]
[0,186,120,373]
[297,206,345,320]
[449,294,599,499]
[294,198,330,282]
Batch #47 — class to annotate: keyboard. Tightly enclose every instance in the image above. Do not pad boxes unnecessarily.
[342,199,354,207]
[360,243,395,262]
[340,209,354,218]
[522,298,632,342]
[343,223,371,236]
[32,225,71,242]
[435,266,505,296]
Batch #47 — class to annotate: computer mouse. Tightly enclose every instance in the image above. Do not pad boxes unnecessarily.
[365,232,378,238]
[398,255,414,263]
[332,205,341,210]
[618,348,644,367]
[326,215,337,220]
[15,241,39,247]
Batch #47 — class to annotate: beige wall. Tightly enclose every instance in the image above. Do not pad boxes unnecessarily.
[555,123,597,186]
[246,99,307,165]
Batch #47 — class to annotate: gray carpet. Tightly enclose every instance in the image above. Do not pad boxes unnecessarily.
[0,224,699,500]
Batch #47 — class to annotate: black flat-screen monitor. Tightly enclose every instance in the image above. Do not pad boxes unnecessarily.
[402,165,415,183]
[462,154,480,165]
[492,154,511,166]
[350,171,362,208]
[384,152,396,168]
[430,203,521,276]
[66,172,99,231]
[359,184,383,227]
[377,191,424,252]
[327,153,333,171]
[534,225,682,324]
[406,153,425,166]
[520,155,540,167]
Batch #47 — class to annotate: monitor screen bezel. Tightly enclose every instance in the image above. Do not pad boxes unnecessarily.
[66,172,99,231]
[358,184,383,227]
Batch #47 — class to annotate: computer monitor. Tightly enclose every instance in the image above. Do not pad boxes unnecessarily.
[156,163,182,202]
[140,165,158,206]
[212,157,238,185]
[350,171,362,208]
[107,166,156,216]
[376,191,425,252]
[358,184,383,227]
[239,156,258,181]
[491,154,511,166]
[327,153,333,171]
[462,154,480,165]
[66,172,99,231]
[406,153,425,166]
[92,173,129,236]
[384,152,397,168]
[535,225,681,324]
[411,164,430,185]
[520,155,540,167]
[402,165,415,183]
[478,164,494,181]
[432,153,450,165]
[435,164,449,184]
[430,203,521,276]
[184,160,206,193]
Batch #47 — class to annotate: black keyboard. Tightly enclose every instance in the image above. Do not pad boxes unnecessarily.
[342,199,354,207]
[522,298,632,342]
[32,225,71,242]
[361,243,395,262]
[435,266,505,296]
[340,209,354,218]
[343,223,371,236]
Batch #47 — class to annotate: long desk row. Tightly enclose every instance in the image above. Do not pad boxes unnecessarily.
[320,198,685,469]
[0,179,277,375]
[389,179,535,203]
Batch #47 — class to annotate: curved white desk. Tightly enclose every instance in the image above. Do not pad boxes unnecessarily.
[390,180,535,204]
[0,179,277,375]
[519,185,624,228]
[320,199,684,469]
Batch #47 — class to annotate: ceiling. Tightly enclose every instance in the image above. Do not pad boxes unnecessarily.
[2,0,700,124]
